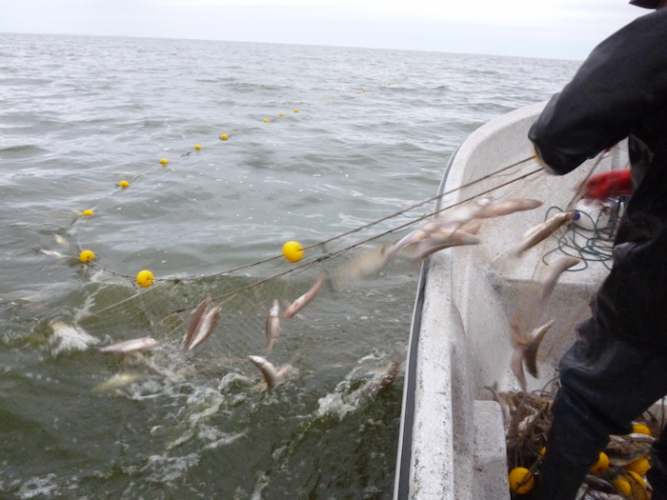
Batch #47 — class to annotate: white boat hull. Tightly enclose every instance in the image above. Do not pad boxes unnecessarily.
[394,102,627,499]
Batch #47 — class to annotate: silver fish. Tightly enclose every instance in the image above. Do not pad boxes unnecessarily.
[510,320,554,391]
[92,373,144,392]
[539,257,581,304]
[183,297,212,351]
[387,199,492,260]
[433,197,493,227]
[183,304,221,352]
[477,198,543,219]
[513,257,581,343]
[54,234,69,247]
[512,211,576,256]
[247,355,291,390]
[330,245,391,290]
[405,228,480,261]
[49,320,100,353]
[284,274,326,320]
[99,336,159,354]
[40,249,67,260]
[265,300,281,352]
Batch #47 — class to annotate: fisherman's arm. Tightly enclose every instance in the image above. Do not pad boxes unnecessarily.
[529,9,667,175]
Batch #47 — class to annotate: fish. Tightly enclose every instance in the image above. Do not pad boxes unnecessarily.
[182,297,212,351]
[404,227,480,261]
[511,211,577,257]
[183,302,221,352]
[330,245,390,290]
[49,320,100,353]
[264,300,281,352]
[539,257,581,304]
[92,373,144,392]
[508,257,581,390]
[510,320,554,391]
[284,274,326,320]
[99,336,159,354]
[54,234,69,247]
[387,199,492,260]
[476,198,543,219]
[433,197,494,227]
[247,355,291,390]
[40,249,67,260]
[513,257,581,342]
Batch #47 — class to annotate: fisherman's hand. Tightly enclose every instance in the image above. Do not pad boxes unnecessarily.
[582,169,632,200]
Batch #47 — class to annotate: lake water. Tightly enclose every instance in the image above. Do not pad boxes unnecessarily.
[0,32,581,499]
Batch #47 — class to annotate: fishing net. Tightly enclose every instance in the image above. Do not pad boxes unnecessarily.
[38,143,558,397]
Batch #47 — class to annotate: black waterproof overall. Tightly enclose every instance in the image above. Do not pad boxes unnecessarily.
[528,8,667,500]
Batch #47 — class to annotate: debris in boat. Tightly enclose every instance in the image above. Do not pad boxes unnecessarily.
[48,320,100,353]
[247,355,291,390]
[99,336,159,354]
[264,299,281,352]
[284,274,326,320]
[182,299,221,353]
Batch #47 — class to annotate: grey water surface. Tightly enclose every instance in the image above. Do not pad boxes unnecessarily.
[0,33,580,499]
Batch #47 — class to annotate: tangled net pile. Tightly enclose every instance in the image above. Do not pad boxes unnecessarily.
[499,388,663,499]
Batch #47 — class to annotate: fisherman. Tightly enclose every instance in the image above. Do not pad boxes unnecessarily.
[528,1,667,498]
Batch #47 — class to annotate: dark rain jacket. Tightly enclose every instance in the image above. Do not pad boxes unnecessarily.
[528,8,667,347]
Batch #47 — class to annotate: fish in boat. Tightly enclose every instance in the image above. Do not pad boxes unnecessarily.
[511,211,577,257]
[509,257,581,389]
[510,320,554,392]
[476,198,543,219]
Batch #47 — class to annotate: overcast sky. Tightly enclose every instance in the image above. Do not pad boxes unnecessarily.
[0,0,648,60]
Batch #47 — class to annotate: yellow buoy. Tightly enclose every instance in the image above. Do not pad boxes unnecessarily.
[633,423,651,436]
[282,241,303,263]
[79,250,95,263]
[539,446,546,456]
[119,180,129,189]
[136,270,154,288]
[264,119,270,123]
[279,113,284,116]
[626,456,650,477]
[82,209,94,216]
[220,134,228,140]
[294,109,299,113]
[590,452,610,473]
[160,158,168,165]
[194,144,201,150]
[613,476,632,496]
[508,467,534,494]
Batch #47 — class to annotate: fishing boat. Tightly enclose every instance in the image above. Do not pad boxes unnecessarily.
[393,102,628,499]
